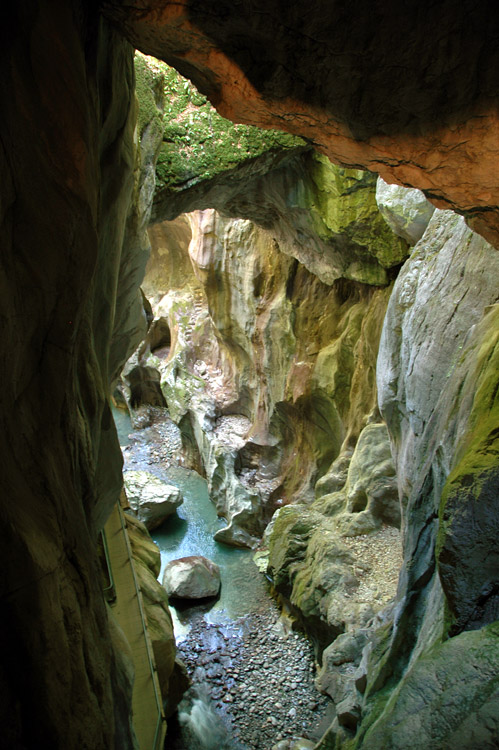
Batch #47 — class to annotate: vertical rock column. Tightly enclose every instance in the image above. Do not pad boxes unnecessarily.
[0,3,140,747]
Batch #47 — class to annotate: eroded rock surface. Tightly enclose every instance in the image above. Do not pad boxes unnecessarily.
[328,210,499,748]
[125,513,189,715]
[124,469,183,529]
[138,206,394,546]
[375,177,435,245]
[163,555,221,599]
[103,0,499,246]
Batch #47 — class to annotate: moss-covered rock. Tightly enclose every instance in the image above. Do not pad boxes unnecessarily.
[436,304,499,635]
[308,156,409,273]
[135,52,305,198]
[359,623,499,750]
[136,57,409,287]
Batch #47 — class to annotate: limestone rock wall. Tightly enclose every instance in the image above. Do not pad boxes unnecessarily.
[0,4,152,747]
[311,210,499,748]
[140,205,394,547]
[102,0,499,247]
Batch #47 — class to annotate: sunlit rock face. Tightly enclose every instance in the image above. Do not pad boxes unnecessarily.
[141,207,394,546]
[103,0,499,246]
[347,210,499,750]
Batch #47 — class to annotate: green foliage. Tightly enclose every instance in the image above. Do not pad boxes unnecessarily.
[134,52,305,192]
[134,52,167,139]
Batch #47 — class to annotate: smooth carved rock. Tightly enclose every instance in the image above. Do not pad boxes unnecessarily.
[336,422,400,535]
[0,4,142,746]
[361,623,499,750]
[124,470,183,530]
[162,556,221,599]
[125,513,189,715]
[376,177,435,245]
[144,207,392,546]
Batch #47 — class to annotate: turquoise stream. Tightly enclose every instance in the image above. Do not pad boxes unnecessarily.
[152,466,269,629]
[113,406,269,634]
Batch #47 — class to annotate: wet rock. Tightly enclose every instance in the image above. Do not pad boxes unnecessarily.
[124,469,183,530]
[163,556,221,599]
[174,606,330,749]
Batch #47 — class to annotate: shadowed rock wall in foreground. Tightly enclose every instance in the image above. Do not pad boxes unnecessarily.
[0,4,140,748]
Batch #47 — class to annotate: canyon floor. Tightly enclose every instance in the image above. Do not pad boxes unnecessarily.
[118,405,333,749]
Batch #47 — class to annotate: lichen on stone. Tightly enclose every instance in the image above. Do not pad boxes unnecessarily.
[134,53,306,194]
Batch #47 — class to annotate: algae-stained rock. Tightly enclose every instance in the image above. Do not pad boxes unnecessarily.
[144,207,393,545]
[125,513,188,715]
[267,506,372,654]
[163,556,221,599]
[361,623,499,750]
[316,629,370,704]
[436,304,499,634]
[336,423,399,535]
[145,56,305,211]
[124,470,183,530]
[308,155,409,275]
[376,176,436,245]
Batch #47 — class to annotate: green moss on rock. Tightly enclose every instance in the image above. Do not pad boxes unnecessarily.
[437,304,499,635]
[134,54,305,192]
[134,52,166,140]
[308,154,409,271]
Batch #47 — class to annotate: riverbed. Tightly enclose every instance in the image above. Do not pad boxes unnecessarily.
[113,405,332,749]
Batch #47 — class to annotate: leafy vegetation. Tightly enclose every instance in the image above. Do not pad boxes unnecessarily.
[134,52,305,192]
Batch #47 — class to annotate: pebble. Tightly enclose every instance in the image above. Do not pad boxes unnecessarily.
[123,409,331,749]
[175,605,331,749]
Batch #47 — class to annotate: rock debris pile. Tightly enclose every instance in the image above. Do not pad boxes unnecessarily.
[173,604,331,750]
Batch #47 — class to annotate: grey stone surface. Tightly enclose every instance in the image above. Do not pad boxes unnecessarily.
[162,556,221,599]
[124,470,183,530]
[376,176,435,245]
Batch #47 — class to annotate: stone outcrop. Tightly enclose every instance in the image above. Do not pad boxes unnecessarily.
[140,204,396,547]
[375,177,435,245]
[265,421,401,657]
[103,0,499,247]
[124,469,183,530]
[162,555,221,599]
[311,209,499,747]
[125,513,189,716]
[0,5,141,747]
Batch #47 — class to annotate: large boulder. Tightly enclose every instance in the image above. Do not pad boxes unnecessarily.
[162,556,221,599]
[124,470,183,530]
[376,177,435,245]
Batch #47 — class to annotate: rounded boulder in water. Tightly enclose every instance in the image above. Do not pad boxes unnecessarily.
[162,555,221,599]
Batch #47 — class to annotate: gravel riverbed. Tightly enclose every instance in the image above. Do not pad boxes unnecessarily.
[169,603,332,750]
[115,406,333,748]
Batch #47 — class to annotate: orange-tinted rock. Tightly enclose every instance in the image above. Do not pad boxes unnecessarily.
[102,0,499,246]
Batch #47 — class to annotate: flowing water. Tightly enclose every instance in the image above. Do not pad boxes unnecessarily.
[112,405,269,634]
[113,406,327,749]
[151,467,270,633]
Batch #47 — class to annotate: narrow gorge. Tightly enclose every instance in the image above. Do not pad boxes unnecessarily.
[1,3,498,750]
